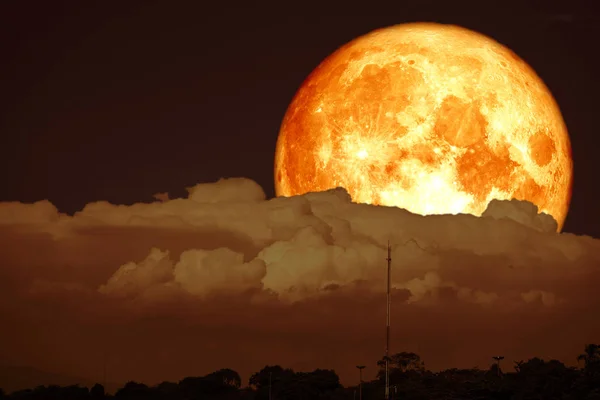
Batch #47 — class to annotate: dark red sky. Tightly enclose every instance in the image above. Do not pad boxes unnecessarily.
[1,2,600,389]
[0,0,598,235]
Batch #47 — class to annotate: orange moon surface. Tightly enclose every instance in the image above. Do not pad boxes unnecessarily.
[274,23,573,231]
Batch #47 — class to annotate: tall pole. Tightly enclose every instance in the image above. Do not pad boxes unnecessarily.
[385,241,391,400]
[103,351,106,389]
[269,371,272,400]
[356,365,365,400]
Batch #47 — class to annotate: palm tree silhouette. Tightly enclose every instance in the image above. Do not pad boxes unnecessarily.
[577,344,600,368]
[514,360,524,373]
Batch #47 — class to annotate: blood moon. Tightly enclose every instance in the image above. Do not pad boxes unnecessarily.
[274,23,572,231]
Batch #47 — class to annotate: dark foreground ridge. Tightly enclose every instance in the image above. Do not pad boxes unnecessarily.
[2,344,599,399]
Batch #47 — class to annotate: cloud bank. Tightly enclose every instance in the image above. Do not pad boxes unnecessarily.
[0,178,598,390]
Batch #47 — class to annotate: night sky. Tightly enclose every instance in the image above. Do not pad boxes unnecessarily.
[1,0,598,236]
[1,1,600,392]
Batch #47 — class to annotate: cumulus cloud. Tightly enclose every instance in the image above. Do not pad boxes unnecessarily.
[186,177,266,203]
[174,247,266,296]
[482,198,559,233]
[0,200,62,224]
[99,248,175,298]
[0,177,599,390]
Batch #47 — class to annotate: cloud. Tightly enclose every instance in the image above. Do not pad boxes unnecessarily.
[482,198,558,233]
[186,177,266,203]
[0,177,599,390]
[0,200,61,225]
[152,192,170,202]
[173,247,266,296]
[99,248,175,298]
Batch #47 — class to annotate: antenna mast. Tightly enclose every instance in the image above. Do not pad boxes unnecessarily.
[385,241,391,399]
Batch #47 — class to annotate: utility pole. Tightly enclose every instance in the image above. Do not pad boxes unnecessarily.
[356,365,365,400]
[385,241,392,400]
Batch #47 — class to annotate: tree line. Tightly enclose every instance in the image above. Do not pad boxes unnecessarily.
[2,344,598,399]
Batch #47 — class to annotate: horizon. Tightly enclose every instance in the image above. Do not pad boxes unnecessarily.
[1,346,597,395]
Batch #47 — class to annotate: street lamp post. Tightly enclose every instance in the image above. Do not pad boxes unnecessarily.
[492,356,504,377]
[356,365,365,400]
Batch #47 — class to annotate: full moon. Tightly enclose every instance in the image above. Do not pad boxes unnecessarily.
[274,23,573,231]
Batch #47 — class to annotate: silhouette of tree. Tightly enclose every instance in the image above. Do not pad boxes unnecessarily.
[271,369,341,400]
[178,376,206,399]
[579,344,600,370]
[178,369,241,399]
[115,381,154,399]
[249,365,295,389]
[511,358,580,398]
[154,381,179,399]
[513,360,524,373]
[205,368,242,389]
[572,344,600,397]
[7,388,30,399]
[306,369,341,392]
[4,346,600,399]
[6,385,91,400]
[247,366,341,399]
[90,383,105,399]
[376,351,425,379]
